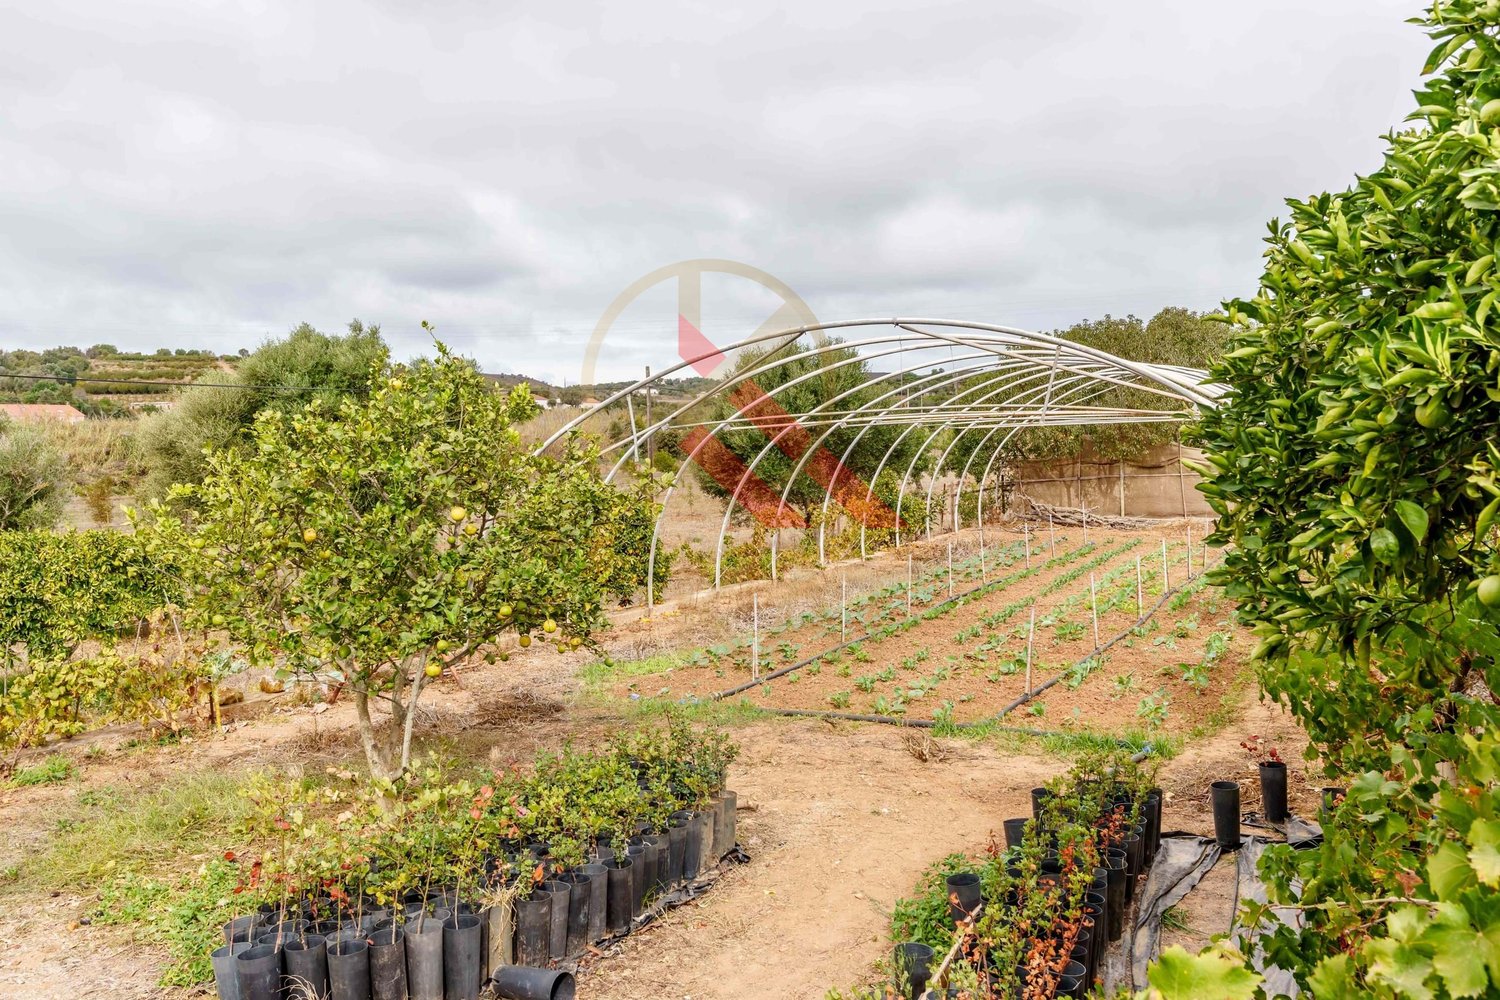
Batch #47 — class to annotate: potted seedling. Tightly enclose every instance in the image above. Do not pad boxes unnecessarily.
[1242,735,1288,823]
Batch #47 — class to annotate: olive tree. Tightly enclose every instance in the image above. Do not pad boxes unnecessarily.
[137,340,659,780]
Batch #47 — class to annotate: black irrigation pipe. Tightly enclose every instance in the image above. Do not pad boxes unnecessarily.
[710,537,1113,701]
[726,556,1224,738]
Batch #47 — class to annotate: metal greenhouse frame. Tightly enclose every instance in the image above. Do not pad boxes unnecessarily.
[539,319,1222,609]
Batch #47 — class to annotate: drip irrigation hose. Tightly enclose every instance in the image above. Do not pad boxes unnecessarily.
[716,555,1223,734]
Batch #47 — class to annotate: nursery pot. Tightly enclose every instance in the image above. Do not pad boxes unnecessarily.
[368,924,408,1000]
[405,914,445,1000]
[1030,786,1052,820]
[643,834,670,896]
[514,890,552,969]
[213,940,253,1000]
[945,872,982,926]
[665,815,690,885]
[1084,895,1107,976]
[481,901,514,980]
[892,942,934,1000]
[1104,854,1127,941]
[556,872,592,958]
[604,858,633,936]
[719,790,738,857]
[1258,761,1289,823]
[1124,829,1145,888]
[443,913,483,1000]
[623,841,647,918]
[326,938,371,1000]
[539,880,569,962]
[580,863,609,944]
[490,966,577,1000]
[688,810,712,879]
[1211,780,1242,850]
[283,934,329,1000]
[236,943,283,1000]
[1056,959,1088,998]
[1076,916,1096,985]
[224,914,260,944]
[1146,787,1164,859]
[1002,817,1029,850]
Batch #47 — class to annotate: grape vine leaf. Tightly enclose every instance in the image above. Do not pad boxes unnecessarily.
[1307,954,1362,999]
[1428,902,1495,998]
[1430,840,1477,901]
[1468,819,1500,888]
[1144,945,1261,999]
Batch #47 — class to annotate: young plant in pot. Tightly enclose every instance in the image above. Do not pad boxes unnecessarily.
[1242,734,1289,823]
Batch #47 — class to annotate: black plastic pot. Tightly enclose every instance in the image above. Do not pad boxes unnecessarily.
[539,880,569,962]
[481,902,512,983]
[643,834,670,896]
[443,913,483,1000]
[491,966,577,1000]
[328,938,372,1000]
[945,872,982,926]
[665,817,689,885]
[1030,786,1052,819]
[405,914,445,1000]
[1104,854,1127,941]
[580,863,608,944]
[892,942,934,1000]
[283,934,329,1000]
[556,872,591,958]
[224,914,260,943]
[1084,894,1107,977]
[1002,817,1028,850]
[1259,761,1289,823]
[1056,959,1088,998]
[213,940,253,1000]
[604,858,633,936]
[719,790,738,857]
[236,943,282,1000]
[1144,789,1163,861]
[514,891,552,969]
[368,924,408,1000]
[690,810,712,878]
[623,842,647,918]
[1211,780,1242,850]
[1124,830,1144,899]
[1077,914,1097,984]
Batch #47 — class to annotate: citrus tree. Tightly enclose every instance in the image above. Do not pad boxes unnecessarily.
[135,338,660,780]
[1184,2,1500,995]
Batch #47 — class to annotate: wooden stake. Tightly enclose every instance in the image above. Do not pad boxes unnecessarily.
[1161,538,1170,591]
[947,542,953,597]
[1082,509,1089,544]
[1186,524,1193,579]
[1025,607,1035,695]
[752,594,760,682]
[1135,555,1143,618]
[1049,513,1056,557]
[1090,571,1100,649]
[1024,524,1031,569]
[840,576,847,642]
[907,552,913,618]
[980,545,987,583]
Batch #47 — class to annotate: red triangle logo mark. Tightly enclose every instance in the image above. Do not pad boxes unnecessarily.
[679,315,726,376]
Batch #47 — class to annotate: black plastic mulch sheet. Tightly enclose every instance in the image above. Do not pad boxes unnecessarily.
[1127,834,1222,989]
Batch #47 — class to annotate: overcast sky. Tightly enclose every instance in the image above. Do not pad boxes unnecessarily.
[1,1,1433,383]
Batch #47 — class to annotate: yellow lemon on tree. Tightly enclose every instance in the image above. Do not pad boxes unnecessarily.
[464,523,478,536]
[424,662,442,678]
[449,506,467,523]
[518,634,532,648]
[436,639,451,652]
[303,528,318,544]
[570,637,582,648]
[542,619,557,634]
[499,605,513,618]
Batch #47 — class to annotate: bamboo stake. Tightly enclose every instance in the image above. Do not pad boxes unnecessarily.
[1025,607,1035,695]
[1090,571,1100,649]
[980,544,987,583]
[1048,512,1056,557]
[1162,538,1170,591]
[947,542,953,597]
[840,576,847,642]
[1024,524,1031,569]
[1186,524,1193,578]
[751,593,760,682]
[1135,555,1144,619]
[907,551,913,618]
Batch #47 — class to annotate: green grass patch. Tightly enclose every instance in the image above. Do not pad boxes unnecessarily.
[7,754,73,787]
[579,651,689,688]
[616,695,773,727]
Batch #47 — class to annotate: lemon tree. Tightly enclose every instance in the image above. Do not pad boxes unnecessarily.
[1189,2,1500,994]
[136,338,660,780]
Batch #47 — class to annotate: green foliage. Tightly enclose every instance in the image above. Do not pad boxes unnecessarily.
[7,754,72,786]
[1143,945,1261,1000]
[1186,4,1500,996]
[0,530,166,660]
[134,340,661,779]
[136,320,387,499]
[0,423,67,531]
